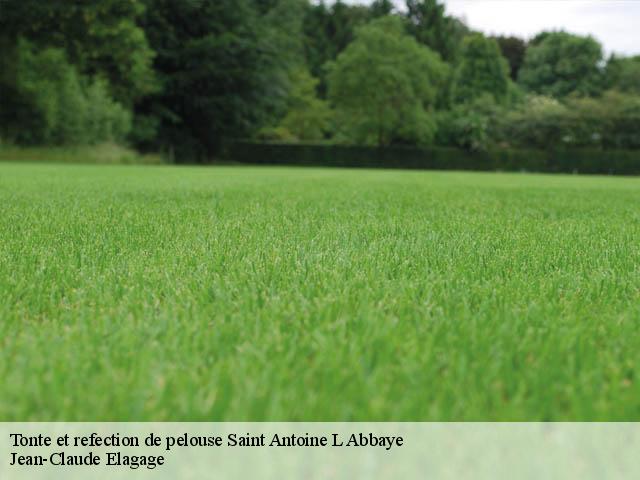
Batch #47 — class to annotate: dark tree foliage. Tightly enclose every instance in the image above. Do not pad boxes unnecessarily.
[405,0,470,63]
[135,0,286,160]
[493,36,527,81]
[369,0,395,17]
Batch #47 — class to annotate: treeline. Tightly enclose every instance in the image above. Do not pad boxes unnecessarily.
[1,0,639,161]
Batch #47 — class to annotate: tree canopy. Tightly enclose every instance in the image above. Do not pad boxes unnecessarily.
[606,55,640,94]
[303,0,390,96]
[261,67,332,142]
[405,0,470,63]
[518,31,605,98]
[493,36,527,81]
[327,16,448,147]
[453,34,510,104]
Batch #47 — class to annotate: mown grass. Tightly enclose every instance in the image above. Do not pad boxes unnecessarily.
[1,162,639,421]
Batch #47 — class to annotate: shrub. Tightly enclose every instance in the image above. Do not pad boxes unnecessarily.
[84,78,132,143]
[277,68,332,142]
[435,95,504,151]
[493,91,640,150]
[493,95,569,148]
[436,109,488,151]
[256,126,299,143]
[566,91,640,149]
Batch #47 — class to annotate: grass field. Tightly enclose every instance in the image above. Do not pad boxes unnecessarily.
[1,162,639,421]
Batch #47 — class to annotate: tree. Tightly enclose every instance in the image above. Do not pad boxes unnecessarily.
[327,16,448,147]
[493,36,527,81]
[303,1,381,97]
[261,68,332,141]
[0,0,156,106]
[405,0,469,63]
[565,91,640,149]
[259,0,309,124]
[605,55,640,94]
[493,91,640,150]
[452,34,510,104]
[518,31,605,98]
[135,0,288,160]
[492,95,570,149]
[0,40,130,145]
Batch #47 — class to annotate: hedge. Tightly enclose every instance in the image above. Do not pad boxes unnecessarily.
[221,142,640,175]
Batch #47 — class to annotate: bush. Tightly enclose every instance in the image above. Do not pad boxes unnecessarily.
[566,91,640,149]
[493,95,569,148]
[255,126,299,143]
[436,95,506,151]
[277,68,332,142]
[436,109,489,151]
[493,91,640,150]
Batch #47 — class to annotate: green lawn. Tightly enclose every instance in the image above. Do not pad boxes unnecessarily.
[1,162,639,421]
